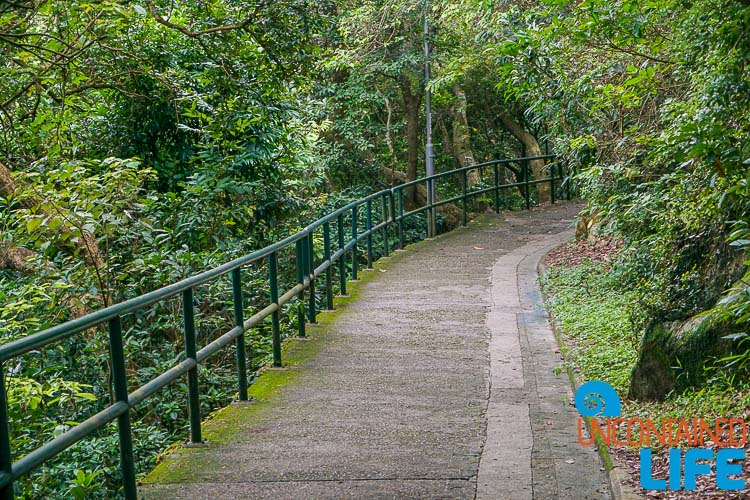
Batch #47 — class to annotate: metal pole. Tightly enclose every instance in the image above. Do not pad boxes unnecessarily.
[108,316,138,500]
[307,233,316,324]
[181,291,203,441]
[524,159,531,210]
[0,364,14,500]
[295,239,306,338]
[337,215,347,295]
[462,170,468,226]
[381,194,390,256]
[351,207,358,280]
[494,163,500,213]
[268,252,282,367]
[397,190,404,249]
[550,159,556,204]
[323,223,334,310]
[366,199,373,269]
[388,191,396,251]
[424,0,435,237]
[230,269,248,401]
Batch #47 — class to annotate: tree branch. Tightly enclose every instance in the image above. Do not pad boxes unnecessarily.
[145,0,262,37]
[589,40,675,65]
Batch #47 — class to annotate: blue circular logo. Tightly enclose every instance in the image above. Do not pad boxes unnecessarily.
[574,380,621,417]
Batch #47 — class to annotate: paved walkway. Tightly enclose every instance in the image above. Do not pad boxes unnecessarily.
[142,203,610,499]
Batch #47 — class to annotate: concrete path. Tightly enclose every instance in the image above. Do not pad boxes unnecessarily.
[142,203,610,499]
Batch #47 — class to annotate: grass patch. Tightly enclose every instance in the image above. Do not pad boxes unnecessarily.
[541,258,750,424]
[540,260,637,393]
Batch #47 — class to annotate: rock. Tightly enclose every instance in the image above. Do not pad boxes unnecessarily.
[627,305,739,401]
[628,260,750,401]
[575,210,600,241]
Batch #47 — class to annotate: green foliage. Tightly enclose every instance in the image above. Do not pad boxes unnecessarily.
[626,370,750,426]
[542,259,750,425]
[541,260,637,392]
[458,0,750,335]
[1,0,747,494]
[0,1,339,496]
[67,469,103,500]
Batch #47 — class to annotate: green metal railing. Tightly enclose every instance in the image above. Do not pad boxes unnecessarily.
[0,154,568,499]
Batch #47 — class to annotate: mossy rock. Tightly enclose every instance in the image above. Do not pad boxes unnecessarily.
[628,265,750,401]
[628,310,740,400]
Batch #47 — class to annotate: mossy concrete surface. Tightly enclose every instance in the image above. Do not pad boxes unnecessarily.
[141,203,608,499]
[144,247,406,483]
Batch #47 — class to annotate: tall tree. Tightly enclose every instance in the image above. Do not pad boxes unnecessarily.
[329,0,427,203]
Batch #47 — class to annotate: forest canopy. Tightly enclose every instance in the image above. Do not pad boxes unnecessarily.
[1,0,749,496]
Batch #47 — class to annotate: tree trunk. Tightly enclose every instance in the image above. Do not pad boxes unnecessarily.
[437,114,452,159]
[383,94,398,170]
[0,244,38,272]
[497,111,551,203]
[450,86,480,187]
[400,76,421,208]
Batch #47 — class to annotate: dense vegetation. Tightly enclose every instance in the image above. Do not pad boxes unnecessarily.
[488,0,750,401]
[1,0,748,496]
[541,253,750,497]
[542,256,750,421]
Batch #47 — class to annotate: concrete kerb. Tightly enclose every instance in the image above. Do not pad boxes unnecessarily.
[537,253,642,500]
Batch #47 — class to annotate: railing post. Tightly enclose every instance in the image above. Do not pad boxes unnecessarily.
[426,179,437,238]
[424,179,434,238]
[107,316,138,500]
[351,206,358,280]
[493,163,500,214]
[365,199,373,269]
[337,214,347,295]
[550,159,556,205]
[381,194,390,257]
[462,170,468,227]
[181,290,203,442]
[295,239,306,338]
[307,233,316,324]
[230,269,248,401]
[268,252,282,367]
[524,159,531,210]
[397,189,404,249]
[0,364,14,500]
[323,223,334,310]
[431,178,437,237]
[425,180,431,238]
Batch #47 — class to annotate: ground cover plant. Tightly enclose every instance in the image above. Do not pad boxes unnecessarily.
[542,238,750,498]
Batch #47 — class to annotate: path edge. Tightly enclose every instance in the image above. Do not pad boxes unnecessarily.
[537,252,642,500]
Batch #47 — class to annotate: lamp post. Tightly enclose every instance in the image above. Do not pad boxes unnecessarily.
[424,0,436,237]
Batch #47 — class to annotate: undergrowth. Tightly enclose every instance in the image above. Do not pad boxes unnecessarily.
[540,260,636,393]
[541,258,750,425]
